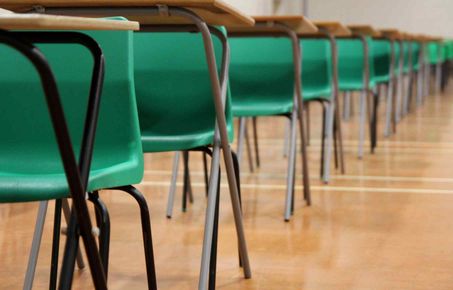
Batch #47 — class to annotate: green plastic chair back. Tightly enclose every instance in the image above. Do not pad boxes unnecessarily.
[0,26,143,202]
[428,42,441,64]
[402,41,411,73]
[229,37,294,117]
[394,41,401,74]
[412,41,421,71]
[301,38,333,101]
[371,39,392,83]
[337,37,376,91]
[134,28,233,153]
[447,40,453,60]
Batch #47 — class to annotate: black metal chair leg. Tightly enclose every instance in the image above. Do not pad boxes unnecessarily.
[231,150,243,267]
[182,151,189,212]
[203,152,209,197]
[252,117,260,168]
[49,199,62,290]
[320,103,327,178]
[113,185,157,290]
[208,168,221,290]
[88,192,110,279]
[333,115,339,170]
[58,210,81,290]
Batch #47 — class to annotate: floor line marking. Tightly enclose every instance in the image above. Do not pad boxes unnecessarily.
[140,180,453,195]
[144,170,453,184]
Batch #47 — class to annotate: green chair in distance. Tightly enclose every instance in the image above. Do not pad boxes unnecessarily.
[337,36,377,158]
[0,26,157,289]
[300,38,338,183]
[229,36,308,221]
[133,27,250,289]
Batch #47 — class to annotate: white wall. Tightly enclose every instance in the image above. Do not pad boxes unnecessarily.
[225,0,453,38]
[306,0,453,38]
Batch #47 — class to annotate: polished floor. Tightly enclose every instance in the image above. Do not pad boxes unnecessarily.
[2,85,453,289]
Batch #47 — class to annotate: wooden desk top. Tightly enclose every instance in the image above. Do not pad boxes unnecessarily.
[1,0,255,27]
[228,15,318,35]
[347,25,381,37]
[379,28,403,40]
[312,21,351,37]
[0,11,140,30]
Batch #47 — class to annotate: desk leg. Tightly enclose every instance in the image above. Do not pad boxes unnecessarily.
[168,10,252,289]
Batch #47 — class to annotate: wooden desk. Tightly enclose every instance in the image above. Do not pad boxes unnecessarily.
[348,24,381,37]
[1,0,255,27]
[379,28,403,40]
[228,15,318,35]
[0,12,140,30]
[313,21,351,37]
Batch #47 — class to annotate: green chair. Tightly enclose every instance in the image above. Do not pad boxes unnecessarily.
[300,38,337,183]
[0,27,156,289]
[371,38,394,137]
[134,27,249,289]
[229,36,305,221]
[337,37,376,158]
[428,41,442,93]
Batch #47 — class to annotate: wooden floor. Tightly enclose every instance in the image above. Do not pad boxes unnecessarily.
[2,85,453,289]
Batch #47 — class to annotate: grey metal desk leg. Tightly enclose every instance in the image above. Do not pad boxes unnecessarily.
[23,201,48,290]
[274,23,311,206]
[167,10,251,287]
[284,108,297,221]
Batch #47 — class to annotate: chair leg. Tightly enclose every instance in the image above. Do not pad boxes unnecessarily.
[230,150,243,267]
[343,91,351,121]
[23,201,48,290]
[320,103,327,179]
[203,152,209,197]
[297,101,312,206]
[113,185,158,290]
[358,89,367,159]
[284,109,297,221]
[334,94,346,174]
[283,118,291,157]
[182,151,190,212]
[49,199,62,290]
[244,119,255,173]
[252,117,260,167]
[166,151,180,219]
[385,79,394,137]
[198,144,222,289]
[322,101,335,184]
[88,192,110,279]
[371,89,379,153]
[61,199,85,270]
[333,118,339,170]
[208,167,221,290]
[237,117,246,163]
[305,102,311,146]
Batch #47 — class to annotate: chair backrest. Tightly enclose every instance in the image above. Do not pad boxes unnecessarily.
[337,37,376,91]
[371,39,392,82]
[133,28,233,152]
[0,24,143,187]
[402,41,411,73]
[428,42,440,65]
[229,37,295,111]
[412,41,421,71]
[301,38,333,100]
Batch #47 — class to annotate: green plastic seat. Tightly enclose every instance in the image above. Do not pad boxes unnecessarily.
[0,28,143,203]
[337,37,376,91]
[134,29,233,152]
[301,39,333,101]
[371,39,392,84]
[229,37,294,117]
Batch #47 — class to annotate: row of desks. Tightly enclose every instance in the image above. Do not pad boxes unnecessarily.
[0,2,444,290]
